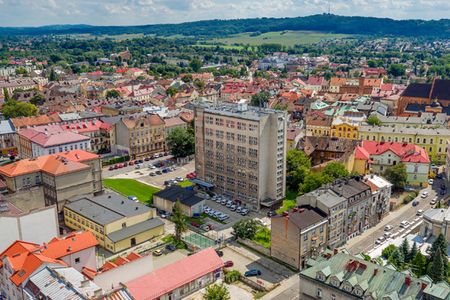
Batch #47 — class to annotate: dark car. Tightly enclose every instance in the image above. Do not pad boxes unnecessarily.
[267,211,276,217]
[224,260,234,268]
[215,250,223,257]
[123,162,128,167]
[244,269,261,277]
[412,200,419,207]
[137,159,144,164]
[441,189,446,195]
[165,244,176,252]
[108,166,115,171]
[155,170,162,175]
[144,157,150,161]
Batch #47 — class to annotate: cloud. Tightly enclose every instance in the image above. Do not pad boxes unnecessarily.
[0,0,448,26]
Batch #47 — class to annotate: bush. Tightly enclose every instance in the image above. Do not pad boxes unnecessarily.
[102,155,130,166]
[224,270,241,283]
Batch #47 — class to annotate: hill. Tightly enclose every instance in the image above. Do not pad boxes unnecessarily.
[0,14,448,38]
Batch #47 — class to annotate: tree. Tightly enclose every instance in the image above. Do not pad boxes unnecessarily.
[232,219,261,239]
[400,238,410,262]
[189,58,203,72]
[388,64,406,77]
[299,172,330,194]
[411,252,427,276]
[193,78,205,91]
[431,233,447,259]
[367,115,382,126]
[408,241,418,262]
[181,74,193,83]
[382,244,397,259]
[323,162,349,180]
[166,86,178,97]
[389,248,404,268]
[384,163,407,190]
[203,284,230,300]
[2,88,11,102]
[286,149,311,189]
[429,248,446,282]
[2,101,38,119]
[166,127,195,158]
[49,68,58,81]
[30,93,45,106]
[106,90,120,98]
[172,200,188,242]
[15,67,28,75]
[250,91,270,107]
[367,60,377,68]
[224,270,241,283]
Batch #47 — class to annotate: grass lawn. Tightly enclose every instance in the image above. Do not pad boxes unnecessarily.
[276,189,298,214]
[179,180,194,188]
[252,226,271,249]
[103,178,160,204]
[208,30,352,47]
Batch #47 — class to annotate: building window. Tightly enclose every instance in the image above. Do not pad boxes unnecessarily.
[331,294,336,300]
[316,288,322,298]
[75,258,80,264]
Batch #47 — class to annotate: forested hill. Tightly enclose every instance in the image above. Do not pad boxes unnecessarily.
[0,14,449,38]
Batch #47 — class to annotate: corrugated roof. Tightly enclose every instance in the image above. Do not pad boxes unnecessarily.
[107,219,164,242]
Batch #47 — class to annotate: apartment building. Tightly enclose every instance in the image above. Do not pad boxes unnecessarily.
[271,205,328,270]
[64,193,164,253]
[305,111,332,137]
[194,101,287,211]
[0,120,16,155]
[363,174,392,218]
[116,114,166,159]
[297,189,347,248]
[299,251,449,299]
[358,125,450,160]
[0,150,102,210]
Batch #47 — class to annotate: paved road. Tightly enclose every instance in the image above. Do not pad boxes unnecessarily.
[261,276,300,300]
[348,178,448,254]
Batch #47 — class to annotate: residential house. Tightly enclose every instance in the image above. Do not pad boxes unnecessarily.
[372,112,448,129]
[153,185,205,217]
[353,140,430,188]
[0,78,39,97]
[330,116,361,140]
[116,114,166,159]
[10,114,61,130]
[17,125,91,158]
[0,120,16,155]
[126,248,223,300]
[358,125,450,160]
[271,205,328,270]
[363,175,392,217]
[0,231,98,300]
[61,120,113,153]
[64,193,164,253]
[305,76,327,92]
[299,251,449,299]
[305,111,333,137]
[0,150,102,210]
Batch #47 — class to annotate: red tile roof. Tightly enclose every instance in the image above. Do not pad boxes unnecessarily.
[355,140,430,164]
[126,248,223,300]
[40,231,98,259]
[19,126,89,147]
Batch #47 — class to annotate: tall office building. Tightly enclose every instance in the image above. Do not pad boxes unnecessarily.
[194,100,287,211]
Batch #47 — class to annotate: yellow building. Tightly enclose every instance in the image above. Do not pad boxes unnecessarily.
[331,117,360,140]
[358,125,450,160]
[305,112,332,137]
[64,193,164,253]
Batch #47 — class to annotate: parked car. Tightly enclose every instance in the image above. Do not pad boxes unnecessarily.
[123,162,128,167]
[230,204,237,211]
[431,199,437,206]
[108,166,115,171]
[175,176,183,181]
[375,236,385,244]
[224,261,234,268]
[400,221,410,228]
[144,157,150,161]
[428,179,434,185]
[384,225,393,231]
[241,209,249,216]
[129,161,135,166]
[190,221,200,228]
[155,170,162,175]
[135,164,142,169]
[441,189,446,195]
[165,244,176,252]
[153,249,163,256]
[215,250,223,257]
[421,191,429,198]
[384,232,392,238]
[417,209,424,216]
[149,172,156,176]
[412,200,419,207]
[267,211,276,217]
[244,269,261,277]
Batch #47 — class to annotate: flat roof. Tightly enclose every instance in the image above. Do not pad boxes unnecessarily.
[154,186,205,207]
[107,218,164,242]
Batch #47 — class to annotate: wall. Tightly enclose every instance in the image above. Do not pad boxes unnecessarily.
[94,254,154,291]
[60,246,97,272]
[270,217,300,269]
[111,225,164,253]
[299,275,359,300]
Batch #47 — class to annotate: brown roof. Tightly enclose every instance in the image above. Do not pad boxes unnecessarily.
[299,136,358,156]
[330,77,348,86]
[11,114,61,129]
[274,205,327,229]
[121,114,165,129]
[305,112,332,127]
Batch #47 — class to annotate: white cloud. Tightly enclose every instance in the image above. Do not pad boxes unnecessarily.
[0,0,448,26]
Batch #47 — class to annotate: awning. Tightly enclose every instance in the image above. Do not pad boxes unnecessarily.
[189,178,214,188]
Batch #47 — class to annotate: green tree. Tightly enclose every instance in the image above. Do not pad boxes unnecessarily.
[166,86,178,97]
[181,74,193,83]
[384,163,407,190]
[2,88,11,103]
[203,284,230,300]
[193,78,205,91]
[367,115,382,126]
[382,244,397,259]
[429,248,446,282]
[411,252,427,276]
[286,149,311,189]
[250,91,270,107]
[224,270,241,283]
[106,90,120,98]
[409,241,418,262]
[323,162,349,180]
[367,60,377,68]
[431,233,448,258]
[30,93,45,106]
[299,172,330,194]
[15,67,28,75]
[400,238,410,262]
[166,127,195,158]
[388,64,406,77]
[49,68,58,81]
[232,219,261,239]
[2,101,38,119]
[172,200,188,243]
[389,248,404,268]
[189,58,203,72]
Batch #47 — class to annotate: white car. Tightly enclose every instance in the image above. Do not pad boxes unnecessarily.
[384,225,393,231]
[428,179,434,185]
[375,236,385,244]
[400,221,410,228]
[416,209,424,216]
[421,191,429,198]
[384,232,392,238]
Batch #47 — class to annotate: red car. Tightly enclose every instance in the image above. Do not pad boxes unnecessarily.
[108,166,114,171]
[224,261,234,268]
[129,161,135,166]
[190,221,200,228]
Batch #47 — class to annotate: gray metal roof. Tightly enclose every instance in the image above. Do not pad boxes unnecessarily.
[65,193,152,226]
[309,189,347,208]
[0,120,15,135]
[107,218,164,242]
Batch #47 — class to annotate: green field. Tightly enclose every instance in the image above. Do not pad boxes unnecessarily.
[103,178,160,203]
[207,30,352,47]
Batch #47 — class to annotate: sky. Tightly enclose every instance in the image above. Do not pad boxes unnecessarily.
[0,0,449,27]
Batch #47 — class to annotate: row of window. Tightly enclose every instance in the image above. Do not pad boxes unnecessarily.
[47,142,89,154]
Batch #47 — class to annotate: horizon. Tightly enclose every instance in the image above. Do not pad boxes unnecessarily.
[0,0,449,27]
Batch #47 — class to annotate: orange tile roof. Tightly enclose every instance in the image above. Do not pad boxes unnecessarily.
[0,152,92,177]
[330,77,348,86]
[40,231,98,259]
[10,114,61,129]
[57,150,99,162]
[122,114,165,129]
